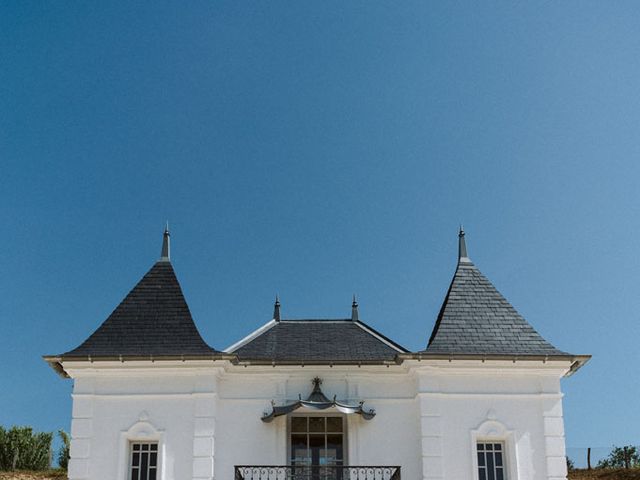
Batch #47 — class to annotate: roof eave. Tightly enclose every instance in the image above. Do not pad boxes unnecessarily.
[565,354,592,376]
[42,356,69,379]
[231,357,404,367]
[400,352,591,376]
[43,352,238,377]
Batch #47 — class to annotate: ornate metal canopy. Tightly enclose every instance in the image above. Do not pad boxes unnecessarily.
[261,377,376,423]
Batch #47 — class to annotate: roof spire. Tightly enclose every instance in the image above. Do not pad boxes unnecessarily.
[160,223,170,262]
[351,294,359,321]
[273,295,281,322]
[458,225,469,262]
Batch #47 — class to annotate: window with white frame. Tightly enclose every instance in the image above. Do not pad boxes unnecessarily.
[129,442,158,480]
[477,442,506,480]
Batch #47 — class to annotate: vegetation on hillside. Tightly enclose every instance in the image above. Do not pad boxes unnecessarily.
[0,428,52,471]
[54,433,68,472]
[0,427,69,474]
[597,446,640,469]
[570,469,640,479]
[0,472,66,480]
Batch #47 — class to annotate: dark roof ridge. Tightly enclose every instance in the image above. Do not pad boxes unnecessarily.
[426,258,463,347]
[279,318,352,322]
[354,320,409,353]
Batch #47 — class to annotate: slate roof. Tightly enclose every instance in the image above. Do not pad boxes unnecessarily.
[229,319,407,363]
[61,260,221,358]
[48,228,582,377]
[423,253,569,357]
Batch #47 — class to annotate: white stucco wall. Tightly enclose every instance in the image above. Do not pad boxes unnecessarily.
[414,361,570,480]
[214,369,421,479]
[63,359,572,480]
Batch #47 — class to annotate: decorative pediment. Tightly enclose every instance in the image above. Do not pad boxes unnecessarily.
[473,416,513,440]
[124,417,163,440]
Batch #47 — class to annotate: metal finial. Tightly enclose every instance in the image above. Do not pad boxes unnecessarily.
[273,295,281,322]
[351,294,359,321]
[458,225,469,261]
[160,224,171,261]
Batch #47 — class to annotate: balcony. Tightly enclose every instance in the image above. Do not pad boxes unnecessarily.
[234,466,401,480]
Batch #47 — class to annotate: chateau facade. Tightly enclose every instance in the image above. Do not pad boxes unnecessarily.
[45,229,589,480]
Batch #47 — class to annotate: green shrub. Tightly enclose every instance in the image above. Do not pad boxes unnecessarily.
[597,445,640,469]
[57,430,70,470]
[0,426,53,471]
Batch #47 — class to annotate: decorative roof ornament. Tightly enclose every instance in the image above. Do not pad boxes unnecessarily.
[261,377,376,423]
[273,295,281,322]
[458,225,470,263]
[351,295,359,321]
[160,223,170,262]
[308,377,328,402]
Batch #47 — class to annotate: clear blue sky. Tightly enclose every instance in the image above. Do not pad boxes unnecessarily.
[1,1,639,454]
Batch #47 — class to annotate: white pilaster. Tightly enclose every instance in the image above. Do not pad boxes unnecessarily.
[543,397,567,480]
[419,395,444,480]
[192,393,217,480]
[68,394,93,480]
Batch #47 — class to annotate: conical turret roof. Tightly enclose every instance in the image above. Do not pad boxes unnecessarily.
[61,230,220,358]
[424,229,568,356]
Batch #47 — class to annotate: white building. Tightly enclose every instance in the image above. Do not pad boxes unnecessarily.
[45,228,589,480]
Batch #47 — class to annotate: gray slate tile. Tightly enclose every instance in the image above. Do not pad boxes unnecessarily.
[62,261,219,357]
[233,320,406,362]
[423,259,568,356]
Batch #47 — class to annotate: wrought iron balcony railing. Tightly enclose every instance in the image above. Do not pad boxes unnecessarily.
[234,465,401,480]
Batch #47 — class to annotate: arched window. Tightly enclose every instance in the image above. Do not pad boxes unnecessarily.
[117,414,165,480]
[471,419,517,480]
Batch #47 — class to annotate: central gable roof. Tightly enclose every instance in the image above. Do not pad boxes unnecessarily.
[228,316,407,363]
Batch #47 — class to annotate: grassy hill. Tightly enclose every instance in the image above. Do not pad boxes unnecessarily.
[570,470,640,479]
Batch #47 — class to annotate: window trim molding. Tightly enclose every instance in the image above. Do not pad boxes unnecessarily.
[117,416,165,480]
[470,419,517,480]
